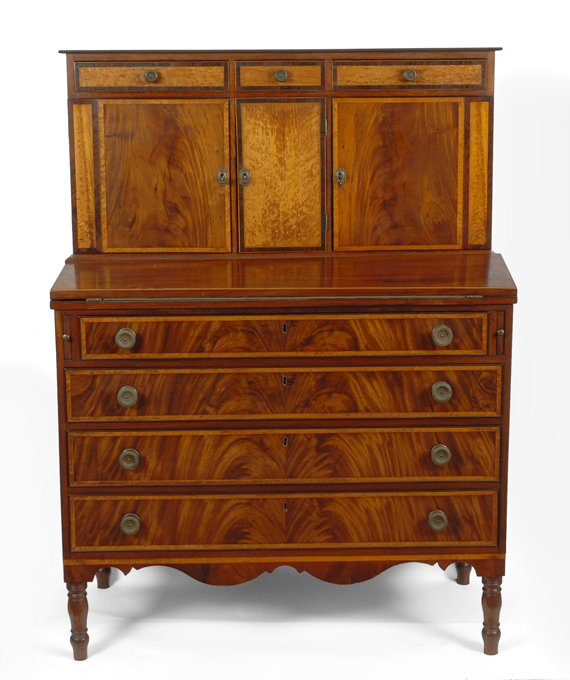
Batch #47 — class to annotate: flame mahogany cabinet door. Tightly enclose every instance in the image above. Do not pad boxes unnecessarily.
[333,98,465,250]
[237,100,326,251]
[98,99,231,253]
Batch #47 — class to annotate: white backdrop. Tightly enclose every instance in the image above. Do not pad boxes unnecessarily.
[1,1,569,678]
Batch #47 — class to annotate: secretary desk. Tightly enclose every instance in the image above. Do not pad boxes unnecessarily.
[51,48,516,659]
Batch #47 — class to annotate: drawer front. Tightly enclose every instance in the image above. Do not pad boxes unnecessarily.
[70,492,498,551]
[80,314,488,359]
[237,62,324,89]
[334,60,486,90]
[66,366,502,421]
[69,427,500,485]
[75,62,228,91]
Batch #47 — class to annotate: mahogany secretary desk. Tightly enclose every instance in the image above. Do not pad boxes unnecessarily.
[51,48,516,659]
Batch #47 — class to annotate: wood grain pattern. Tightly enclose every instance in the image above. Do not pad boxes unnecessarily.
[72,105,96,250]
[99,100,230,252]
[80,313,488,358]
[68,427,500,485]
[238,63,323,88]
[76,64,226,90]
[334,62,485,88]
[333,99,464,249]
[70,491,498,550]
[238,100,324,250]
[469,101,490,245]
[66,366,502,422]
[51,252,518,302]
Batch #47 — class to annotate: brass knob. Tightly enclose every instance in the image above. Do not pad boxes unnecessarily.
[144,69,159,82]
[334,168,347,185]
[239,168,251,186]
[62,334,71,342]
[431,444,452,466]
[115,328,137,350]
[428,510,448,532]
[431,381,453,403]
[119,448,140,471]
[403,68,417,82]
[216,168,229,187]
[117,385,138,408]
[497,329,505,336]
[432,325,453,347]
[120,513,141,536]
[275,69,288,82]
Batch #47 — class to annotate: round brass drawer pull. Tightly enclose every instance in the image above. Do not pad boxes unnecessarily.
[428,510,448,532]
[120,513,141,536]
[431,381,453,403]
[115,328,137,350]
[275,69,288,82]
[403,68,417,82]
[119,448,140,471]
[117,385,138,408]
[431,444,452,466]
[432,324,453,347]
[145,69,159,83]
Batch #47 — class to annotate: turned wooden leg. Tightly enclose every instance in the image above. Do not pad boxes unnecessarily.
[455,562,472,585]
[481,576,502,655]
[96,567,112,589]
[67,582,89,661]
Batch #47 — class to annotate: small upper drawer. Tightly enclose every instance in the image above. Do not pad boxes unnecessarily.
[333,60,486,90]
[74,61,229,91]
[237,62,325,89]
[80,314,488,359]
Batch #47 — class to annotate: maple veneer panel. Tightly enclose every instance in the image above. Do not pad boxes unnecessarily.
[333,98,463,249]
[100,100,230,252]
[238,100,324,251]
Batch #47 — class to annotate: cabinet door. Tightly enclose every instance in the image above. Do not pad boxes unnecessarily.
[238,100,325,251]
[333,98,464,250]
[99,99,231,252]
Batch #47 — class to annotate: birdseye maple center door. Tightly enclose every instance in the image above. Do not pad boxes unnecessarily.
[237,99,326,252]
[333,98,465,250]
[99,99,231,252]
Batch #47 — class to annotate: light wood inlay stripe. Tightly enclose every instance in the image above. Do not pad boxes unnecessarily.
[77,65,226,89]
[72,105,96,250]
[469,101,489,245]
[335,63,484,88]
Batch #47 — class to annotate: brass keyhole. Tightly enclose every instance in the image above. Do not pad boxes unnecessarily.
[283,502,288,512]
[282,323,288,333]
[283,437,288,447]
[282,376,288,386]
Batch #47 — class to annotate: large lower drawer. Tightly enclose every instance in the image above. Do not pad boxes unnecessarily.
[80,314,488,358]
[68,427,500,485]
[70,491,498,551]
[66,366,502,421]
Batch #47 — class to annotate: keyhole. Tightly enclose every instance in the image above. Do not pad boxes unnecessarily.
[282,376,288,386]
[283,502,288,512]
[282,323,288,333]
[283,437,288,447]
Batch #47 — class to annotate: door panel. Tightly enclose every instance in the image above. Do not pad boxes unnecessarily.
[333,98,464,250]
[238,100,325,251]
[100,99,231,252]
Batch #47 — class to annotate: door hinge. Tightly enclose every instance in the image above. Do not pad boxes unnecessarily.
[324,118,328,136]
[324,214,328,231]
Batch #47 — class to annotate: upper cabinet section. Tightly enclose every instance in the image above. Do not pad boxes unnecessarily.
[63,49,497,254]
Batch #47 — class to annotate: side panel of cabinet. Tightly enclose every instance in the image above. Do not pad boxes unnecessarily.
[333,98,465,250]
[237,99,325,251]
[97,99,231,252]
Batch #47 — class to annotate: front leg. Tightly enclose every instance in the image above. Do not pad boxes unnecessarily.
[67,582,89,660]
[455,562,472,585]
[481,576,502,654]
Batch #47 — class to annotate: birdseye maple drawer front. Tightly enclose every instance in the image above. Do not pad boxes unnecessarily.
[66,366,502,422]
[80,314,488,358]
[237,62,325,89]
[70,491,498,551]
[333,60,486,90]
[74,62,228,91]
[68,427,500,485]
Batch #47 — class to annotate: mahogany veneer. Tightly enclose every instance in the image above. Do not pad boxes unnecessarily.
[52,48,515,660]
